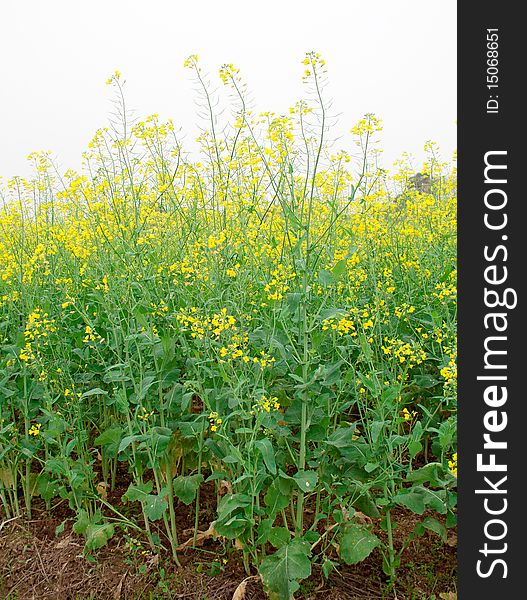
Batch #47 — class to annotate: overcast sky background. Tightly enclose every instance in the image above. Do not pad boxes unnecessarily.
[0,0,456,181]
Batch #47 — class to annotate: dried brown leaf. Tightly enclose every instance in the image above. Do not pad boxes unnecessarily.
[176,522,217,550]
[232,576,259,600]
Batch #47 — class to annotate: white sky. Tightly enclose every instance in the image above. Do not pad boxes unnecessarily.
[0,0,456,180]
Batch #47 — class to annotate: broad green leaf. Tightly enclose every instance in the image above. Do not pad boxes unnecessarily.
[73,509,91,535]
[55,521,66,537]
[45,458,68,477]
[393,490,426,515]
[142,427,172,456]
[136,375,156,402]
[123,481,153,502]
[123,482,168,521]
[414,375,440,389]
[259,539,311,599]
[321,557,336,580]
[214,514,251,539]
[217,493,252,520]
[293,470,318,493]
[94,426,123,448]
[80,388,108,400]
[340,524,380,565]
[325,426,357,448]
[421,487,448,514]
[393,486,446,515]
[222,454,240,464]
[264,484,290,514]
[421,516,447,542]
[303,531,320,544]
[118,434,146,454]
[173,474,204,505]
[85,523,115,550]
[406,463,446,486]
[36,472,61,502]
[318,269,335,286]
[331,258,348,278]
[257,518,274,545]
[364,462,380,473]
[255,438,277,474]
[143,493,168,521]
[268,526,291,549]
[353,492,381,519]
[370,421,387,445]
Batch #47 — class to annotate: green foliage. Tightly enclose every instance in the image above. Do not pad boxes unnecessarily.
[0,52,457,595]
[259,540,312,599]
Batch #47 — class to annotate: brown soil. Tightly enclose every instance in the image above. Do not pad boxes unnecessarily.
[1,483,456,600]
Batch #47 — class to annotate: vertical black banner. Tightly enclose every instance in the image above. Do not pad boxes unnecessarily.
[458,2,524,597]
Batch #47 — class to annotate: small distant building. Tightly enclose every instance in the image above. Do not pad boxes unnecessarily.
[409,172,432,194]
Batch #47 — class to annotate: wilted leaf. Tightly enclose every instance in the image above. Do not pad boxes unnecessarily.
[177,522,217,550]
[231,576,259,600]
[96,481,108,500]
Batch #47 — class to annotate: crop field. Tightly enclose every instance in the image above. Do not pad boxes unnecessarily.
[0,55,457,599]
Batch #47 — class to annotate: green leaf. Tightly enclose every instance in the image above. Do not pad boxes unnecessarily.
[264,484,290,514]
[352,492,381,519]
[393,490,426,515]
[340,524,380,565]
[325,426,357,448]
[55,521,66,537]
[257,518,274,545]
[173,474,204,505]
[143,493,168,521]
[123,482,167,521]
[393,485,447,515]
[408,439,423,460]
[80,387,108,400]
[421,516,447,542]
[268,526,292,549]
[358,334,373,362]
[45,458,68,477]
[259,539,312,599]
[331,258,348,278]
[303,531,320,544]
[406,463,446,486]
[136,375,156,402]
[85,523,115,550]
[118,434,146,454]
[214,514,251,539]
[421,487,448,514]
[123,481,153,502]
[255,438,277,474]
[73,509,101,535]
[370,421,387,445]
[318,269,335,286]
[222,454,240,464]
[94,426,123,447]
[217,493,252,520]
[414,375,440,389]
[142,427,172,456]
[36,472,61,502]
[293,470,318,493]
[364,462,380,473]
[321,557,336,580]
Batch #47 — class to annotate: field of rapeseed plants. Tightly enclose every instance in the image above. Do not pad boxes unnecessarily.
[0,54,456,599]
